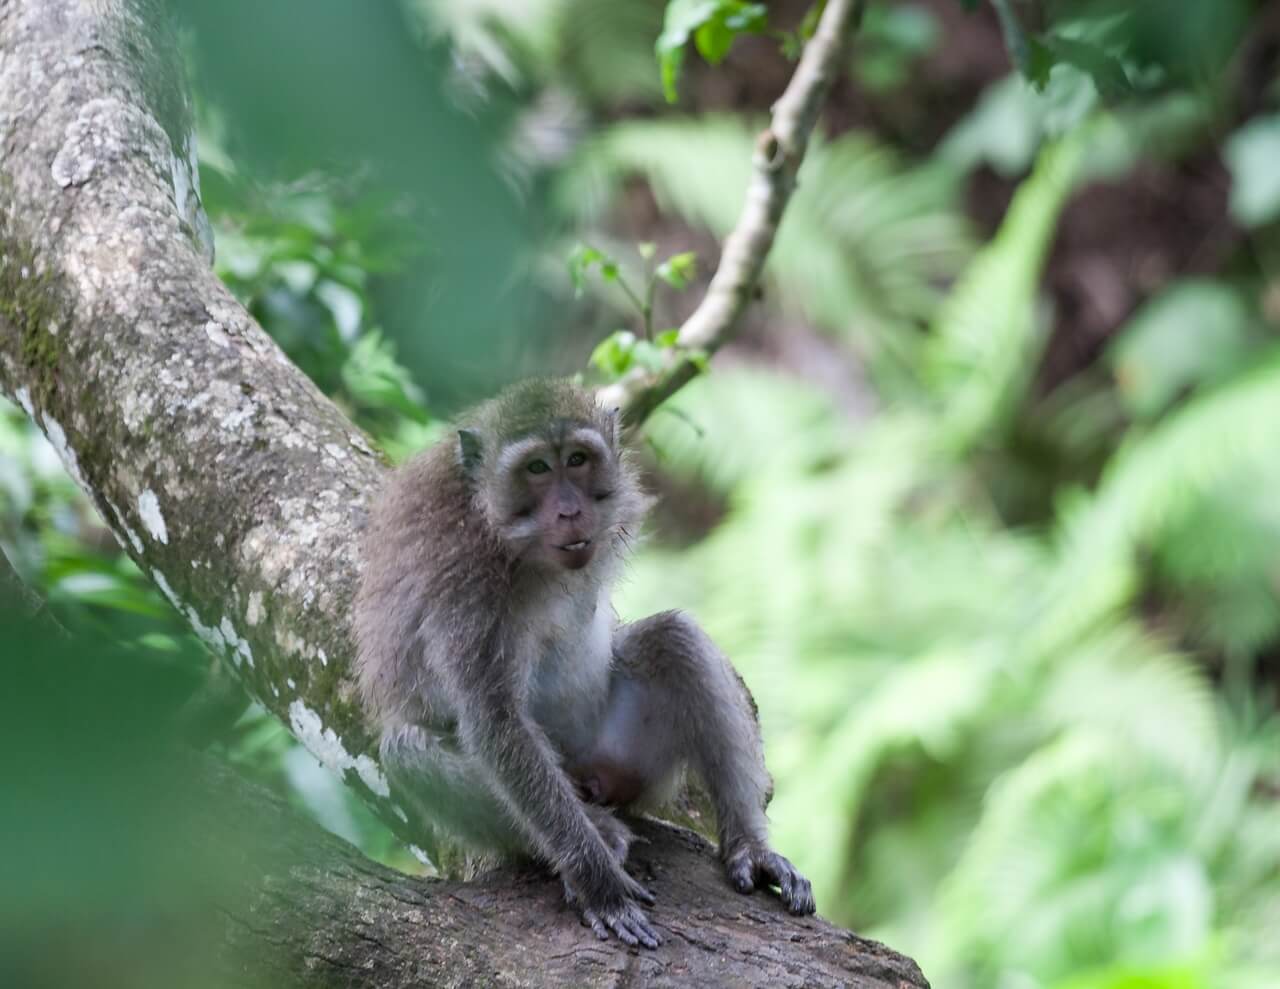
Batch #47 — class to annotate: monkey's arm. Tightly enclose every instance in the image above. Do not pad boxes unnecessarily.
[450,654,661,948]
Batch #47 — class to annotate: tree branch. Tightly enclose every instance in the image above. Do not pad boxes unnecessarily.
[0,0,925,984]
[601,0,868,428]
[199,751,926,988]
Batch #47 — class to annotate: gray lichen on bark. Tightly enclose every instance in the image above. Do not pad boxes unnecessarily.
[0,0,396,818]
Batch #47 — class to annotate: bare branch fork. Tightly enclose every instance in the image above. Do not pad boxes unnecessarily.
[603,0,868,427]
[0,0,922,984]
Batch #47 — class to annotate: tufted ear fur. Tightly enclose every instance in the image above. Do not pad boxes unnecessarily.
[457,429,483,474]
[601,407,621,450]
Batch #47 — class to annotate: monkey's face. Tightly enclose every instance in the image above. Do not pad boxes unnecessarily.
[493,424,621,571]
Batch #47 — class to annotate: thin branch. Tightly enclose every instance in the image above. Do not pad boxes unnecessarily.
[599,0,868,428]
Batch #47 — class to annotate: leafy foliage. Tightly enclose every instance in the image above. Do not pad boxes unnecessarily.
[609,80,1280,984]
[6,2,1280,987]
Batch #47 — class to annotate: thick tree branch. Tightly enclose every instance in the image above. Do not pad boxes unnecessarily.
[0,0,925,984]
[200,752,926,988]
[602,0,868,428]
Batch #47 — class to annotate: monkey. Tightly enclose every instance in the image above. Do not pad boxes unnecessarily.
[354,378,814,949]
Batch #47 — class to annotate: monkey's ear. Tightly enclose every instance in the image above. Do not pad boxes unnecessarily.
[457,429,483,473]
[603,407,621,449]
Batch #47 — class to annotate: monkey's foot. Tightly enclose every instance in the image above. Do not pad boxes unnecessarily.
[723,840,816,916]
[562,880,661,949]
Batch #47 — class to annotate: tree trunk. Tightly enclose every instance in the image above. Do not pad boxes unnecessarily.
[0,1,928,985]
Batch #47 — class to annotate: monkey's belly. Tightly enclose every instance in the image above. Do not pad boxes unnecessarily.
[527,592,615,761]
[564,676,678,810]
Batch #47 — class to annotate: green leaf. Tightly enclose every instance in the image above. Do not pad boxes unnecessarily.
[567,243,618,296]
[694,19,734,64]
[589,330,638,379]
[723,4,766,32]
[658,45,686,104]
[655,328,680,347]
[655,250,698,289]
[1224,114,1280,228]
[655,0,767,103]
[1108,280,1258,420]
[340,330,429,422]
[1037,35,1133,102]
[1026,37,1054,90]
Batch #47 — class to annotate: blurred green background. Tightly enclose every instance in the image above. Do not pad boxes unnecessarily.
[4,1,1280,986]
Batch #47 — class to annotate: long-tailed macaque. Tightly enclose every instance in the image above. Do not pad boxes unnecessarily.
[355,379,813,948]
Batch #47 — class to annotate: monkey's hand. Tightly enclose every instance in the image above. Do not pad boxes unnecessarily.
[454,697,659,947]
[569,802,657,946]
[582,803,636,866]
[562,871,660,949]
[723,839,816,916]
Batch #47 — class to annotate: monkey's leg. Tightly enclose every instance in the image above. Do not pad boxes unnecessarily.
[381,723,636,869]
[380,723,526,859]
[604,611,816,916]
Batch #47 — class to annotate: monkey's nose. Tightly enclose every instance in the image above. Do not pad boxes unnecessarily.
[558,504,582,520]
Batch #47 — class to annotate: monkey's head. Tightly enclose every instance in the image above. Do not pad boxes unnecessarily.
[457,379,647,572]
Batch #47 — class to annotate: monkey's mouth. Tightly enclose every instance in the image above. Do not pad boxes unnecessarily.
[554,538,595,569]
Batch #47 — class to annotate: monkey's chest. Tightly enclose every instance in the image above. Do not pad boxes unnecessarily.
[527,592,614,760]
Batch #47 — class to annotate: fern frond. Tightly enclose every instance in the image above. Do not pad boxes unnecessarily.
[926,127,1089,455]
[639,367,846,493]
[1032,625,1219,780]
[1031,350,1280,665]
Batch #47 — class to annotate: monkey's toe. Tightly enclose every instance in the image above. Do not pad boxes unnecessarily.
[724,843,816,914]
[727,854,756,894]
[766,851,816,915]
[784,874,816,915]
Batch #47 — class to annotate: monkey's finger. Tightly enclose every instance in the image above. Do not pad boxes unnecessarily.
[620,907,661,948]
[623,872,656,904]
[581,909,611,941]
[605,913,640,948]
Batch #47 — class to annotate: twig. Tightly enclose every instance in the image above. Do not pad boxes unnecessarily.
[599,0,867,428]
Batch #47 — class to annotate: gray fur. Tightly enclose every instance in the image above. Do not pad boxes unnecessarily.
[354,379,814,948]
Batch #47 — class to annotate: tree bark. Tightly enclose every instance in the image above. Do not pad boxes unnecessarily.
[0,0,927,985]
[202,753,926,988]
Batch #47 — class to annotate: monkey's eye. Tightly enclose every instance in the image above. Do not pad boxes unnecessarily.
[526,459,551,475]
[566,451,587,468]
